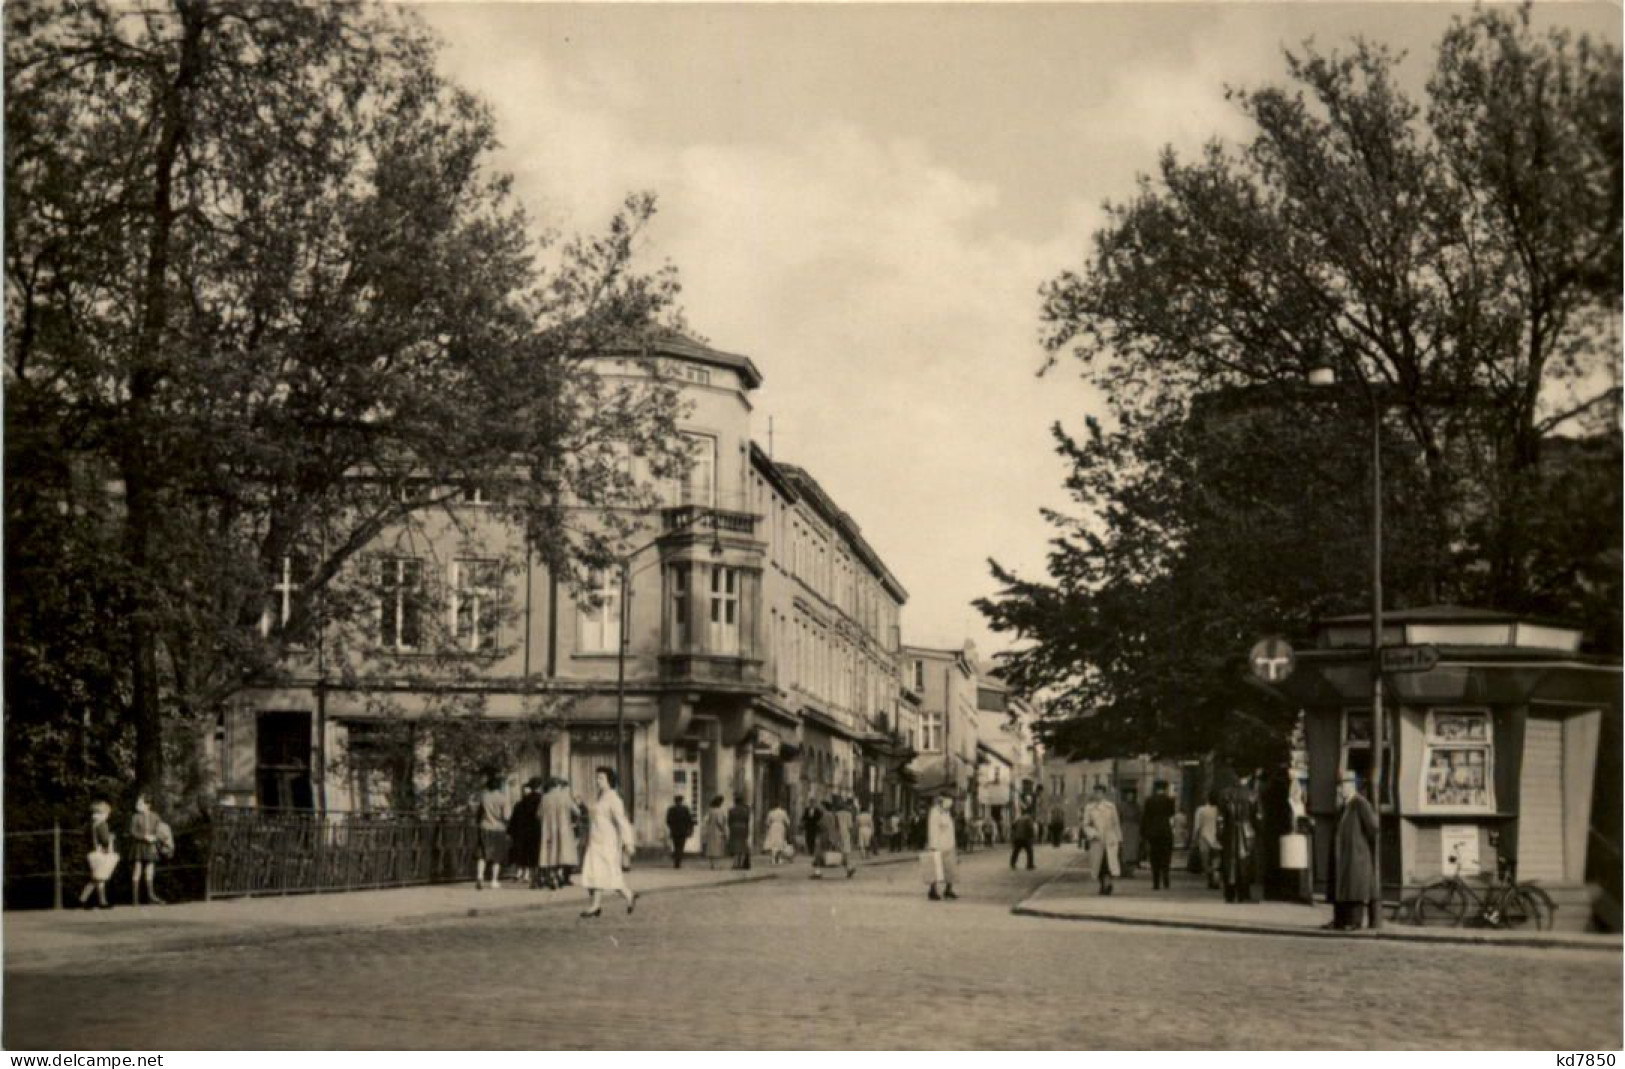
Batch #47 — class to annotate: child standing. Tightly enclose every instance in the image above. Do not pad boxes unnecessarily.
[78,801,117,910]
[128,794,167,905]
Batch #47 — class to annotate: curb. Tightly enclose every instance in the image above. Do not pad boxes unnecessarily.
[5,871,780,971]
[1010,864,1621,953]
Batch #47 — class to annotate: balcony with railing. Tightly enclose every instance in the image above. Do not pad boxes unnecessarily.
[662,504,759,536]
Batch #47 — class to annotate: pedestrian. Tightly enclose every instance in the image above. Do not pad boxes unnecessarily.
[702,795,729,870]
[1009,807,1037,870]
[579,767,636,918]
[727,793,753,870]
[831,796,857,878]
[1324,773,1379,930]
[924,796,959,901]
[665,793,696,869]
[507,778,544,888]
[1047,805,1066,848]
[474,773,511,890]
[1141,780,1176,890]
[1081,784,1122,896]
[77,800,117,910]
[1192,791,1221,888]
[1218,774,1260,904]
[886,810,903,853]
[800,796,826,876]
[762,799,793,865]
[539,777,579,890]
[1170,809,1189,852]
[127,793,167,905]
[857,805,875,856]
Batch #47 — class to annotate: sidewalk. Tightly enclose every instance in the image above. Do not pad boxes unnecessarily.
[1013,853,1623,952]
[5,848,912,971]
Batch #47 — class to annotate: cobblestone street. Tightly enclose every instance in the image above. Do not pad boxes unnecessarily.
[6,848,1620,1050]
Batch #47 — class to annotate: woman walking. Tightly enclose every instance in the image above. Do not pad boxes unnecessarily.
[702,795,729,870]
[128,794,167,905]
[507,778,544,888]
[857,806,875,857]
[77,801,117,910]
[762,800,792,865]
[579,767,636,918]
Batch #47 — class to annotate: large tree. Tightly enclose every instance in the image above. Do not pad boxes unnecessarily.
[5,0,689,812]
[981,5,1620,764]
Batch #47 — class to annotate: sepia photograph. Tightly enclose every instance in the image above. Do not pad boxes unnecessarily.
[2,0,1621,1054]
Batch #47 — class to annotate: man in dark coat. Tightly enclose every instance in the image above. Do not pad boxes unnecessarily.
[1217,774,1260,903]
[727,794,753,870]
[1325,773,1379,930]
[1009,807,1037,870]
[800,798,826,872]
[507,777,545,887]
[665,794,696,869]
[1047,806,1067,848]
[1141,780,1177,890]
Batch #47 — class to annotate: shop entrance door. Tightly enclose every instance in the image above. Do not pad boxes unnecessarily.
[1518,717,1566,881]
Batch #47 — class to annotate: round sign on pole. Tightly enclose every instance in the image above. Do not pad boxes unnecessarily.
[1249,636,1296,683]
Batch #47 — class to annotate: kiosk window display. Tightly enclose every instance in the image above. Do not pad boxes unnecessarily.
[1421,709,1495,811]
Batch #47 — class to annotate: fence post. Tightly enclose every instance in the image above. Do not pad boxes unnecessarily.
[52,821,63,911]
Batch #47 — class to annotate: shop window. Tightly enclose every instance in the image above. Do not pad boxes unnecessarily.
[1342,708,1397,808]
[1421,709,1495,811]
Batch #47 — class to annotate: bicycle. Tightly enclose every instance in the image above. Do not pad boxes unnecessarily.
[1412,842,1556,930]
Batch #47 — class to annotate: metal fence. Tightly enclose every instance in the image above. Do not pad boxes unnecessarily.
[4,821,211,909]
[206,808,479,898]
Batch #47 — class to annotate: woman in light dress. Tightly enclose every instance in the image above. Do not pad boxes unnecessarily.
[702,795,729,869]
[762,801,792,865]
[580,767,637,918]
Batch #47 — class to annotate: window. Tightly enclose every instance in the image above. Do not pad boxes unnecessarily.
[451,559,501,652]
[667,563,692,648]
[683,365,711,385]
[708,565,739,654]
[1342,708,1397,808]
[1422,709,1495,810]
[378,558,423,650]
[261,553,312,639]
[679,433,716,508]
[911,659,925,692]
[921,711,943,752]
[577,570,622,654]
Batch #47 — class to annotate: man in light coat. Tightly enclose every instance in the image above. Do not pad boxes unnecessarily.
[925,796,960,901]
[1325,773,1379,930]
[1081,784,1123,896]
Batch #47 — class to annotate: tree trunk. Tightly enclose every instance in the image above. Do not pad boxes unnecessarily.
[124,1,209,800]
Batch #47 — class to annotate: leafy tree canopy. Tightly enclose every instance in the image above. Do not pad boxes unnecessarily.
[5,0,690,811]
[980,5,1621,766]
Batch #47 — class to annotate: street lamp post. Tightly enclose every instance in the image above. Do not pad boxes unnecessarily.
[1309,365,1384,930]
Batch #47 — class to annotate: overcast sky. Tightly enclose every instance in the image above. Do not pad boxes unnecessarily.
[415,1,1619,658]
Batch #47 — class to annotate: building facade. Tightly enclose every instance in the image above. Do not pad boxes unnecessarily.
[213,334,912,849]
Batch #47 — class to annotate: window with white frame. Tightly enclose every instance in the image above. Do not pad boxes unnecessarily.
[261,553,312,639]
[679,433,716,508]
[708,565,739,654]
[921,711,943,752]
[911,658,926,692]
[577,569,622,654]
[451,559,501,652]
[378,558,423,650]
[667,563,692,649]
[1421,709,1495,810]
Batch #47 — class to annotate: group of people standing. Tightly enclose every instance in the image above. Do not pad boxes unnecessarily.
[77,794,173,910]
[475,768,637,918]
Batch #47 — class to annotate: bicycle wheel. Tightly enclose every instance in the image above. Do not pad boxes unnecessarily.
[1495,887,1536,929]
[1516,886,1557,931]
[1415,880,1467,926]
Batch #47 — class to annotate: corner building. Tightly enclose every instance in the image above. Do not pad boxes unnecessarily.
[216,335,910,850]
